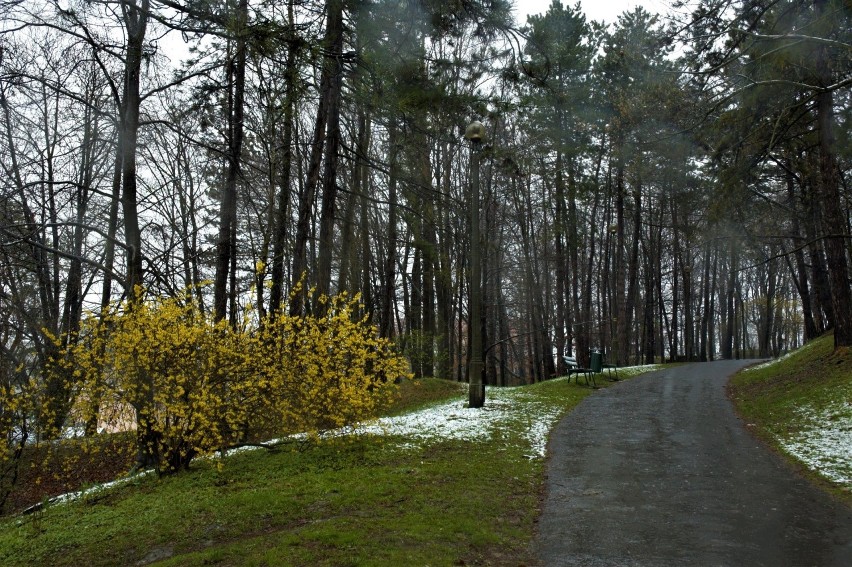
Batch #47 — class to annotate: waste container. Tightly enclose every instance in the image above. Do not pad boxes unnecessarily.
[590,351,603,374]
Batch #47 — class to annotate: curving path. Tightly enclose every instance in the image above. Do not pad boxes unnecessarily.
[535,360,852,566]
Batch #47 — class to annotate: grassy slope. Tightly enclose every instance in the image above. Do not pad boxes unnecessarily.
[728,333,851,505]
[0,377,600,566]
[8,354,845,566]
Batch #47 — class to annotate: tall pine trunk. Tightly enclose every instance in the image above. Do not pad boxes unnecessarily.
[213,0,248,322]
[814,0,852,348]
[269,1,298,315]
[315,0,344,310]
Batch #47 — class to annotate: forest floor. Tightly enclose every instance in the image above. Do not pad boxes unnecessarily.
[2,433,134,515]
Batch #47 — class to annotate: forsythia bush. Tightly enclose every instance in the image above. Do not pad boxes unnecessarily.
[56,290,409,474]
[253,293,404,432]
[0,377,32,510]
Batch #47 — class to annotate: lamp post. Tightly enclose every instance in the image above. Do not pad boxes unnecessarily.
[465,121,486,408]
[608,224,618,364]
[684,263,693,361]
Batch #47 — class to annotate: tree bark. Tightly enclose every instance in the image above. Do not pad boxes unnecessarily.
[783,165,819,341]
[814,0,852,348]
[213,0,248,322]
[553,152,568,374]
[721,244,737,360]
[120,0,148,298]
[380,123,400,337]
[269,2,298,316]
[624,177,642,365]
[117,0,156,470]
[614,148,627,365]
[315,0,345,310]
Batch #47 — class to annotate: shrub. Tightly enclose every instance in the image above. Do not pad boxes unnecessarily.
[48,290,408,474]
[0,377,31,511]
[252,292,407,433]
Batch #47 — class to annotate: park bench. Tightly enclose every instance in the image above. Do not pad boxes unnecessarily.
[563,351,619,387]
[563,355,597,387]
[602,360,619,381]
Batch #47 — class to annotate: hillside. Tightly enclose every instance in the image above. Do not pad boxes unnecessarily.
[0,375,608,566]
[729,333,852,505]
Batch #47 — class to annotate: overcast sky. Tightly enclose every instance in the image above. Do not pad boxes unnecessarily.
[512,0,671,26]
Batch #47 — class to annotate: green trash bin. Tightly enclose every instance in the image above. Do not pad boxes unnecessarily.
[590,351,603,374]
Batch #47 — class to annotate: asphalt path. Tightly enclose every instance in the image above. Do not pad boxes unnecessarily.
[534,360,852,566]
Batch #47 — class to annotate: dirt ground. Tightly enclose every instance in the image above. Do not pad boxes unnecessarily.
[2,434,134,515]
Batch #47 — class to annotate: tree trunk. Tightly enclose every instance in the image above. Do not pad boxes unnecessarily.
[553,152,568,374]
[380,123,400,337]
[213,0,248,322]
[804,177,834,332]
[290,2,337,316]
[721,245,737,360]
[786,168,819,341]
[118,0,156,470]
[120,0,148,298]
[614,152,627,365]
[567,157,581,361]
[315,0,345,310]
[62,98,96,345]
[670,200,681,361]
[420,144,436,379]
[624,177,642,365]
[269,2,298,316]
[814,0,852,348]
[435,140,454,380]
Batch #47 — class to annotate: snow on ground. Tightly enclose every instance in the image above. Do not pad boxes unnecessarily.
[36,362,851,512]
[742,340,819,373]
[351,384,565,458]
[22,470,155,514]
[742,343,851,488]
[777,392,852,487]
[333,365,660,456]
[228,383,567,459]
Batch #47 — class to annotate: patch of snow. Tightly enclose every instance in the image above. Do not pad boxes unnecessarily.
[611,364,661,377]
[23,470,154,514]
[777,394,852,487]
[738,345,851,488]
[743,341,818,372]
[333,384,567,458]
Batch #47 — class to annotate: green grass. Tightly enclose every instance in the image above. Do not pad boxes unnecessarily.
[0,376,607,566]
[6,354,841,565]
[729,333,851,505]
[383,377,467,416]
[5,440,534,566]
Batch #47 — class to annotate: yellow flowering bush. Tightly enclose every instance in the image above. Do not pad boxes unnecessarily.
[253,292,408,433]
[54,290,407,474]
[0,376,32,510]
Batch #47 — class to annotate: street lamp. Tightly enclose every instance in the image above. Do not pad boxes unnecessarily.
[683,263,693,361]
[465,121,486,408]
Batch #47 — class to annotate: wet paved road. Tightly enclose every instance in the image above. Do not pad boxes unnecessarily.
[534,360,852,566]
